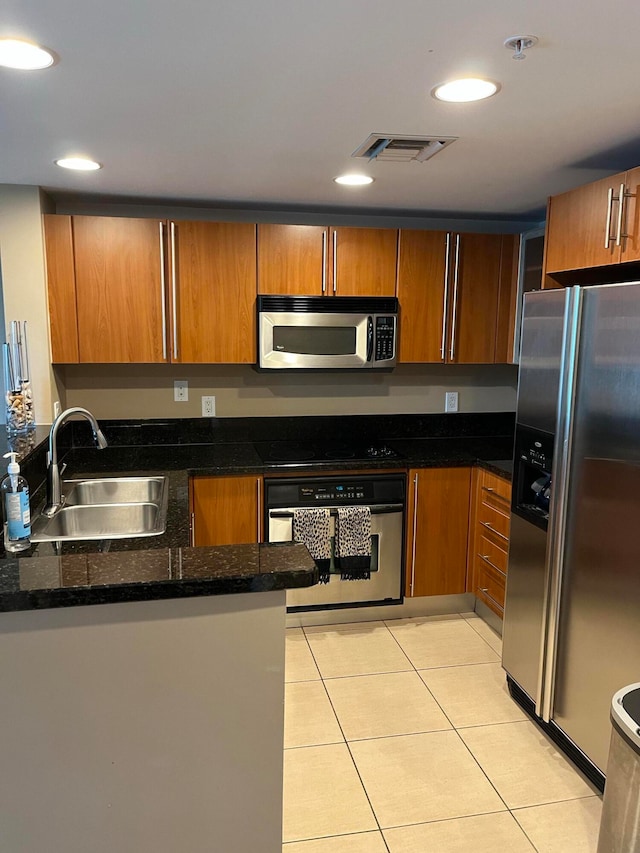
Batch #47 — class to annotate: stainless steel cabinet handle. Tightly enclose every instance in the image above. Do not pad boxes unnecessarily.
[480,521,509,542]
[479,587,503,610]
[321,230,327,294]
[616,182,634,248]
[410,473,418,595]
[482,486,495,493]
[605,186,615,249]
[190,511,195,547]
[159,222,168,360]
[449,234,460,361]
[332,230,337,294]
[479,553,505,574]
[441,233,451,360]
[170,221,178,360]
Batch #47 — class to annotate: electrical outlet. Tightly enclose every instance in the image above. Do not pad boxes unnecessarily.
[201,395,216,417]
[53,401,61,418]
[445,391,459,413]
[174,379,188,402]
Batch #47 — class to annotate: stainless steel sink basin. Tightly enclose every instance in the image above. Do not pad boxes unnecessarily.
[64,476,166,506]
[31,475,169,542]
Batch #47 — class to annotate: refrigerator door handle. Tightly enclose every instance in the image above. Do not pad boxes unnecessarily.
[535,286,583,721]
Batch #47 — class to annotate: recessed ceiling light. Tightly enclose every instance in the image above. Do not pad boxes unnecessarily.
[334,174,374,186]
[0,38,55,70]
[432,78,500,103]
[55,157,102,171]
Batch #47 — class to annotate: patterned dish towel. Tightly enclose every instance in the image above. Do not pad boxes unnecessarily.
[293,508,332,584]
[335,506,371,580]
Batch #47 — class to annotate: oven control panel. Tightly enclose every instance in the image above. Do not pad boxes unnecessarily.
[299,483,372,503]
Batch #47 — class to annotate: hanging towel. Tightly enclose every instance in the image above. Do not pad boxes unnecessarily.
[335,506,371,580]
[293,508,332,584]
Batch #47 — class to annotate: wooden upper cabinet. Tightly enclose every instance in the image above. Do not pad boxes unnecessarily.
[406,467,471,597]
[397,230,448,363]
[397,230,517,365]
[191,475,261,546]
[544,173,624,274]
[43,215,80,363]
[451,233,515,364]
[73,216,166,363]
[330,227,398,296]
[170,221,256,363]
[620,166,640,263]
[257,224,327,295]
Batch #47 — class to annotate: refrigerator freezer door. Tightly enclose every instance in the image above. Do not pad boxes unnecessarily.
[502,512,549,701]
[516,289,569,434]
[552,281,640,773]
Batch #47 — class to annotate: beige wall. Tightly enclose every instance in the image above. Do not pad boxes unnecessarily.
[60,362,518,419]
[0,185,58,423]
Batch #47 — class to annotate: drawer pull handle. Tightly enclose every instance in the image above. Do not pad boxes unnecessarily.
[479,553,505,575]
[478,586,504,611]
[480,521,509,542]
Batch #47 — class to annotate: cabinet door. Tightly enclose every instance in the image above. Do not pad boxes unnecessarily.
[330,227,398,296]
[43,215,80,363]
[258,224,327,295]
[544,174,623,273]
[620,166,640,263]
[406,467,471,597]
[73,216,167,363]
[171,221,256,363]
[191,475,262,546]
[396,230,448,363]
[449,233,504,364]
[493,235,519,363]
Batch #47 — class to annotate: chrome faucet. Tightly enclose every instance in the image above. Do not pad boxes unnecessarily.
[43,407,108,517]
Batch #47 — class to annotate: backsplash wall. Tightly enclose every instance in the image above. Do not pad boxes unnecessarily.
[59,363,518,419]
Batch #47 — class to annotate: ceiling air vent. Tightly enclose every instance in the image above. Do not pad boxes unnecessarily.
[351,133,457,163]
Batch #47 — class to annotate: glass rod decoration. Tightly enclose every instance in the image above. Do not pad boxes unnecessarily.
[3,321,35,434]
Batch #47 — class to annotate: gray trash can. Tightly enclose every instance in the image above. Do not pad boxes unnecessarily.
[597,683,640,853]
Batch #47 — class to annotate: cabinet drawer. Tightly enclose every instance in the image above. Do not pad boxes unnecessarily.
[479,470,511,512]
[477,534,508,574]
[476,557,506,614]
[477,501,510,543]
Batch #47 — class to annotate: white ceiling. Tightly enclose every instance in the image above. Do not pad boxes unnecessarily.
[3,0,640,218]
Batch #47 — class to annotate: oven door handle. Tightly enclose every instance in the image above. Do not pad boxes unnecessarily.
[269,503,404,519]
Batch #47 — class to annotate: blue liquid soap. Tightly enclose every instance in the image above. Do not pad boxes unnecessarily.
[1,451,31,552]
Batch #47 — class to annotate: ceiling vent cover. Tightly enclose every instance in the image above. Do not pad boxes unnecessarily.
[352,133,457,163]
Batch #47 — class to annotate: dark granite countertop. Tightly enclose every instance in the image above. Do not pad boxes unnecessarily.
[0,543,317,613]
[0,412,514,613]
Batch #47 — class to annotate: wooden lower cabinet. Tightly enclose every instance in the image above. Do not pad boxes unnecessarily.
[405,467,472,597]
[190,475,262,546]
[467,468,511,618]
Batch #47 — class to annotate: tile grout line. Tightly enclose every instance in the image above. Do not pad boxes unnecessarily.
[294,622,392,852]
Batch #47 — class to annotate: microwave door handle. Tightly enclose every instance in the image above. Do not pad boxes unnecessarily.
[367,316,374,362]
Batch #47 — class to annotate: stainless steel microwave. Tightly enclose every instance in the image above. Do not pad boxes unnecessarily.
[257,295,398,369]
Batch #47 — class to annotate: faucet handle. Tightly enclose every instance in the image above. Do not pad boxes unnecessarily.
[59,462,67,478]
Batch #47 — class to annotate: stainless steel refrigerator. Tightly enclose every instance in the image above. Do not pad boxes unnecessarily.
[503,282,640,790]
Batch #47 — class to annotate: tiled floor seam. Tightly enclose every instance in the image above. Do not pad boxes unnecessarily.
[282,829,388,848]
[507,808,541,852]
[297,626,393,852]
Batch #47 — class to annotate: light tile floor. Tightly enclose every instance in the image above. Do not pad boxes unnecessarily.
[283,612,602,852]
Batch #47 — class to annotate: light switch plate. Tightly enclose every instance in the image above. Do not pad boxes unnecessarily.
[174,379,188,402]
[445,391,459,412]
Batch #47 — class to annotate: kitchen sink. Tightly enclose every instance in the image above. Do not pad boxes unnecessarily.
[31,475,169,542]
[64,476,166,506]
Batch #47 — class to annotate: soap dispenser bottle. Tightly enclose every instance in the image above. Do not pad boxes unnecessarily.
[1,451,31,552]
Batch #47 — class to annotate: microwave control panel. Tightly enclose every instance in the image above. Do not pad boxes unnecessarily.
[375,316,396,361]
